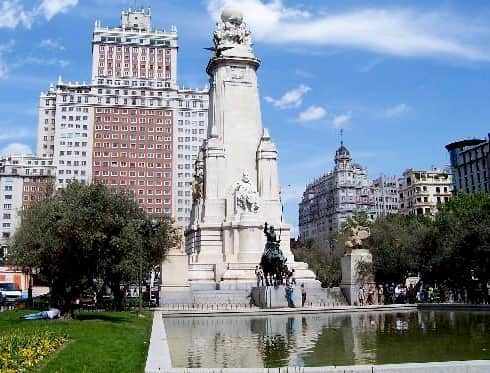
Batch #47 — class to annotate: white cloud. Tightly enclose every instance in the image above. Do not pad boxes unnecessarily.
[383,103,411,118]
[40,38,65,51]
[297,105,327,123]
[0,0,78,29]
[207,0,490,61]
[0,0,33,28]
[332,113,352,128]
[265,84,310,109]
[0,41,14,80]
[0,143,33,156]
[38,0,78,20]
[0,60,7,79]
[21,56,70,68]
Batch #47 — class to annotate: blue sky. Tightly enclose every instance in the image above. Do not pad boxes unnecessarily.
[1,0,490,231]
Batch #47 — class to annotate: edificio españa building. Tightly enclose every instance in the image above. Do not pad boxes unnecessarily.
[36,8,208,225]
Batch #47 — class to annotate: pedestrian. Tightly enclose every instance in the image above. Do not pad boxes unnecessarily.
[285,283,295,308]
[377,284,384,305]
[358,285,365,306]
[255,266,261,287]
[301,283,307,307]
[367,284,375,305]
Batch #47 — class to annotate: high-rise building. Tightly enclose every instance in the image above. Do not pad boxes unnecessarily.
[36,8,209,225]
[398,168,453,216]
[445,135,490,194]
[0,155,55,254]
[298,142,376,254]
[372,175,399,217]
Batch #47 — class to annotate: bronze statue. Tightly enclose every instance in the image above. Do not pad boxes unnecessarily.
[260,222,288,286]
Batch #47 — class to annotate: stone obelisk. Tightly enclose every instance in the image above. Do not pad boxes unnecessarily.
[182,8,318,291]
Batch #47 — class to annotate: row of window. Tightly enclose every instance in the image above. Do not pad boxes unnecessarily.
[93,151,171,159]
[99,45,171,54]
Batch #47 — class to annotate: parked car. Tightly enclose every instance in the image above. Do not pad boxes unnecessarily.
[0,283,22,304]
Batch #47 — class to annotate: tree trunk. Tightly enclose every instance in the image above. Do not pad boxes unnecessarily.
[111,281,124,311]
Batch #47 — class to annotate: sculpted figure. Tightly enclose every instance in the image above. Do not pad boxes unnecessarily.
[344,220,370,254]
[235,171,260,213]
[213,9,252,48]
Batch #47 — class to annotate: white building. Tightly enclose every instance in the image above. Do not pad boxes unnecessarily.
[372,175,399,217]
[36,8,208,226]
[398,168,453,216]
[0,155,55,251]
[298,142,376,255]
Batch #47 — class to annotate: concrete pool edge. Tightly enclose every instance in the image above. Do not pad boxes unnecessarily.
[145,311,172,372]
[145,305,490,372]
[156,304,418,318]
[146,360,490,372]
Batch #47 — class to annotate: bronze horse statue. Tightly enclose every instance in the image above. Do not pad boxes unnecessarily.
[260,223,288,286]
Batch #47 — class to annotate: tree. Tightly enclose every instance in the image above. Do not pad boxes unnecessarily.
[291,239,341,287]
[365,214,433,284]
[8,182,179,315]
[427,193,490,298]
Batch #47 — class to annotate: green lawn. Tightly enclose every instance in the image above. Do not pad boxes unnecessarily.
[0,310,153,373]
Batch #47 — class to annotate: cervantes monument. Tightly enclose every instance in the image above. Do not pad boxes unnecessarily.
[161,9,318,302]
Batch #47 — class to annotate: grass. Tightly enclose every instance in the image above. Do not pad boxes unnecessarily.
[0,309,153,373]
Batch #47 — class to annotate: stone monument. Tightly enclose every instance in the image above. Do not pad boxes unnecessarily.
[162,8,318,300]
[340,219,374,305]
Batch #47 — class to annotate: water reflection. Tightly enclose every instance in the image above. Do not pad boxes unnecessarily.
[164,310,490,368]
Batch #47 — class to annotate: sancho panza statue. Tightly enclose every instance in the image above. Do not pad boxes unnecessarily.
[260,222,287,286]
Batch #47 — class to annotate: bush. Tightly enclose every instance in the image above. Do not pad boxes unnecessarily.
[0,329,67,372]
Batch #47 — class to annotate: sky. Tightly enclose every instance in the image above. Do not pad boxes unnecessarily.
[1,0,490,233]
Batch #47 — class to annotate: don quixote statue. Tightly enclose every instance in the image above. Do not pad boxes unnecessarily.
[260,222,288,286]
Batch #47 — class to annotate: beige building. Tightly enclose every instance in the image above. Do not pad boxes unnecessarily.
[398,168,452,216]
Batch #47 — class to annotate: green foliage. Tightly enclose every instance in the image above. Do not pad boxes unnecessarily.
[0,329,67,372]
[429,193,490,288]
[8,182,179,313]
[365,214,433,283]
[364,193,490,291]
[291,239,341,287]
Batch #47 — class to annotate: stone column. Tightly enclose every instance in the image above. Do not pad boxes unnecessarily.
[340,248,374,305]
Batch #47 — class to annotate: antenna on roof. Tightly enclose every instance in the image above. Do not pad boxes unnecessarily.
[340,128,344,146]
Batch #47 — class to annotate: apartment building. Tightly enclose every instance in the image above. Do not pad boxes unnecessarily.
[0,155,55,251]
[446,135,490,194]
[299,142,376,254]
[398,168,453,216]
[372,175,399,217]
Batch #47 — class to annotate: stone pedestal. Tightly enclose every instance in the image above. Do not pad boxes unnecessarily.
[160,250,192,304]
[340,249,373,305]
[251,286,301,308]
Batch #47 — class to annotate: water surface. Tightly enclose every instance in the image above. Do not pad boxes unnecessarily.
[164,310,490,368]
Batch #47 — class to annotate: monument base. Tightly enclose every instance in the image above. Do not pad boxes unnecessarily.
[160,286,193,305]
[340,249,373,305]
[251,286,301,308]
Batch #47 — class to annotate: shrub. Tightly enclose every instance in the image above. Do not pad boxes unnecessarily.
[0,329,67,372]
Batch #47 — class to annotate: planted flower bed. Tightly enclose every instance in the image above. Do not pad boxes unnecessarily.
[0,330,67,372]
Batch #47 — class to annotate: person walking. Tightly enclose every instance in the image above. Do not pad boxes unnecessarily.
[301,283,307,307]
[255,266,261,287]
[377,284,384,305]
[358,285,365,306]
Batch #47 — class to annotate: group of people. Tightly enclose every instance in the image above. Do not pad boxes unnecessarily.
[254,265,307,307]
